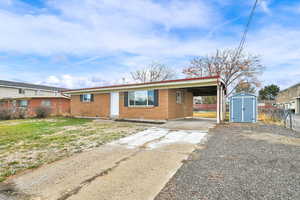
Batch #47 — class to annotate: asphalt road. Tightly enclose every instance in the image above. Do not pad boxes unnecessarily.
[155,123,300,200]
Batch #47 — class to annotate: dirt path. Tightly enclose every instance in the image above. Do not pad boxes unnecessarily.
[2,124,211,200]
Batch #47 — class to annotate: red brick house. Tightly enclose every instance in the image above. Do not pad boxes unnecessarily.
[64,76,226,123]
[0,80,70,117]
[0,97,70,117]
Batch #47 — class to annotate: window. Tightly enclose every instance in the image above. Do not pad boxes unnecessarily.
[128,90,154,106]
[80,94,94,102]
[18,89,25,94]
[35,90,41,95]
[176,91,183,104]
[41,100,51,107]
[18,100,28,107]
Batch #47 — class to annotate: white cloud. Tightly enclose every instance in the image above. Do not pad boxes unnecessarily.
[39,74,130,89]
[246,25,300,88]
[0,0,220,57]
[259,0,271,14]
[0,0,299,90]
[247,25,300,66]
[48,0,217,29]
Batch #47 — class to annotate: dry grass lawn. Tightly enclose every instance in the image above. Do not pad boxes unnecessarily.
[0,117,144,182]
[243,132,300,146]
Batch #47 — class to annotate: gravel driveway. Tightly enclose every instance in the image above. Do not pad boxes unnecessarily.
[155,123,300,200]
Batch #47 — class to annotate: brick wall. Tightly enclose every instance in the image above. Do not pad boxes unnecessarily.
[119,89,169,120]
[0,98,70,117]
[28,98,70,116]
[70,93,110,118]
[27,98,70,116]
[69,89,194,120]
[167,89,193,119]
[194,104,217,111]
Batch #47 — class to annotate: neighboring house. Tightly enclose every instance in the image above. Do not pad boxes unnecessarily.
[276,82,300,114]
[258,100,276,109]
[64,76,226,123]
[194,104,217,111]
[0,80,70,117]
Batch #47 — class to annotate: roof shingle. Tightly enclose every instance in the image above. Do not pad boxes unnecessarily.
[0,80,67,91]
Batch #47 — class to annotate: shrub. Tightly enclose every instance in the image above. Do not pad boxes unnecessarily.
[0,108,13,120]
[35,106,51,118]
[14,108,27,119]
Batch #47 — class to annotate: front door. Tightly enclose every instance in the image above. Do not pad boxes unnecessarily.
[110,92,119,118]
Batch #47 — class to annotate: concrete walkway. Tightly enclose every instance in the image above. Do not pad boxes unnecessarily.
[4,119,214,200]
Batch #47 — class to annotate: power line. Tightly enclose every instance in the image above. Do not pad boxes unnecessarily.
[236,0,259,57]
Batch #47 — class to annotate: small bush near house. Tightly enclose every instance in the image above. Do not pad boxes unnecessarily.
[0,108,13,120]
[14,108,27,119]
[35,106,51,118]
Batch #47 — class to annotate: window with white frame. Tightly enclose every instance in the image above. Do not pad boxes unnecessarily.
[176,91,183,104]
[41,100,51,107]
[81,94,94,102]
[128,90,154,106]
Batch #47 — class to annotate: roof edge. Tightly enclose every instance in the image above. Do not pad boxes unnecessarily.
[63,76,219,93]
[279,82,300,93]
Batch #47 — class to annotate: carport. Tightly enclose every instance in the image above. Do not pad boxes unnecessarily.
[184,85,226,123]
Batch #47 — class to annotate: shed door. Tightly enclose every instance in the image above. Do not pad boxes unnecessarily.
[243,97,254,122]
[232,97,243,122]
[110,92,119,118]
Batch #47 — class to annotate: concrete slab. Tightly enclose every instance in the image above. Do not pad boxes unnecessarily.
[161,118,216,131]
[5,122,213,200]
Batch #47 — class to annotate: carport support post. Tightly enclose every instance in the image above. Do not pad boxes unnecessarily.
[217,83,225,124]
[217,84,220,123]
[220,86,224,122]
[222,87,226,121]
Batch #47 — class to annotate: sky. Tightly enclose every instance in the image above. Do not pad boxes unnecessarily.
[0,0,299,89]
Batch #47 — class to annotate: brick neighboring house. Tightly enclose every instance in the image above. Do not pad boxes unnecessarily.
[0,80,70,117]
[64,76,226,123]
[276,82,300,114]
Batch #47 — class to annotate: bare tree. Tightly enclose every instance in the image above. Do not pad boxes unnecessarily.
[131,62,177,83]
[235,81,256,94]
[183,49,264,96]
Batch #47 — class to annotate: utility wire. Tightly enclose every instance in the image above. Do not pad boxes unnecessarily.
[235,0,259,57]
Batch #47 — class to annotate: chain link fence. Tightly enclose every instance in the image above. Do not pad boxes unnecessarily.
[259,107,299,132]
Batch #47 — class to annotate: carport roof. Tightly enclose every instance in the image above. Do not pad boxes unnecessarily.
[64,75,221,94]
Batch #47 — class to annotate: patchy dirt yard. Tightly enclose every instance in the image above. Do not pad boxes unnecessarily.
[0,118,144,182]
[0,119,214,200]
[155,123,300,200]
